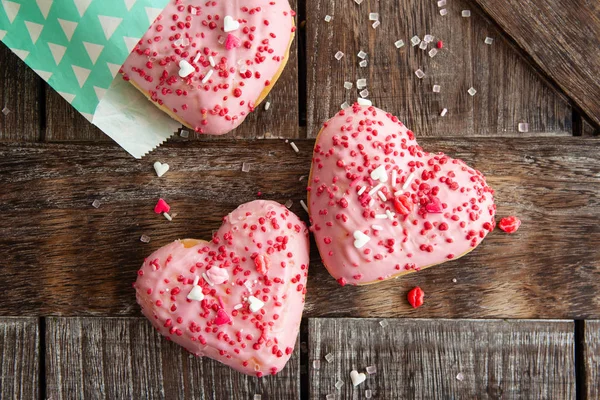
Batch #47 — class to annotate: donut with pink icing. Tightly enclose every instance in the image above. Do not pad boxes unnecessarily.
[134,200,310,376]
[122,0,295,135]
[307,104,496,286]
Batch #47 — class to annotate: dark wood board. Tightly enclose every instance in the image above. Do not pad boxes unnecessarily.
[44,0,299,142]
[583,320,600,399]
[0,138,598,318]
[0,43,42,142]
[0,318,40,399]
[308,318,575,399]
[45,317,299,400]
[472,0,600,128]
[306,0,573,138]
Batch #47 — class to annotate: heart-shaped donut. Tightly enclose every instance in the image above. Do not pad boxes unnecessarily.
[308,104,496,285]
[134,200,310,376]
[122,0,295,135]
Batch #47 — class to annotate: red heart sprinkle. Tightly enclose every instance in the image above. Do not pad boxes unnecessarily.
[225,33,241,50]
[214,308,231,325]
[394,195,413,215]
[407,286,424,308]
[425,196,443,213]
[498,216,521,234]
[154,198,170,214]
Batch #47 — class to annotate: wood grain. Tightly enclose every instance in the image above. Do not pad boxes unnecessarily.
[472,0,600,127]
[0,318,39,399]
[306,0,572,138]
[44,0,299,142]
[308,318,575,399]
[0,138,598,318]
[45,317,299,400]
[0,43,42,142]
[583,320,600,399]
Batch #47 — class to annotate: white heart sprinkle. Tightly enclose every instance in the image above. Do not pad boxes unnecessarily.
[223,15,240,32]
[353,230,370,249]
[153,161,170,177]
[248,296,265,312]
[178,60,195,78]
[370,165,388,183]
[350,370,366,386]
[187,286,204,301]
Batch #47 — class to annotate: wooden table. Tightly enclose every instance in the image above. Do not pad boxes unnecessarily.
[1,0,599,399]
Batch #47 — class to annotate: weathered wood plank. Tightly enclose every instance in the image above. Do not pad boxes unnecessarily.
[0,138,598,318]
[583,320,600,400]
[583,118,598,137]
[0,318,40,399]
[0,43,42,142]
[309,318,575,399]
[472,0,600,127]
[45,317,300,400]
[44,0,299,142]
[306,0,572,137]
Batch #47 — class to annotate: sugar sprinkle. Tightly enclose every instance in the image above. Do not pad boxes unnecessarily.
[91,199,101,208]
[300,200,309,213]
[335,51,344,60]
[139,234,151,243]
[366,365,377,374]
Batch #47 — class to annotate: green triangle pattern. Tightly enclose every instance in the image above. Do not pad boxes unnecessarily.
[0,0,169,115]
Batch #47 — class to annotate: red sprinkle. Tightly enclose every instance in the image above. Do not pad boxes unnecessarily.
[498,216,521,234]
[407,287,424,308]
[154,198,170,214]
[436,40,443,49]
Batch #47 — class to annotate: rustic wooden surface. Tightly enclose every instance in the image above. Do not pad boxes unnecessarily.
[45,317,300,400]
[583,321,600,400]
[0,137,598,318]
[309,318,575,399]
[0,318,39,399]
[0,43,42,142]
[306,0,574,138]
[472,0,600,127]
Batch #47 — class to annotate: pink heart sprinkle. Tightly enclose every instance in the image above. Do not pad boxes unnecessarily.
[214,309,231,325]
[225,33,241,50]
[425,196,443,213]
[154,198,171,214]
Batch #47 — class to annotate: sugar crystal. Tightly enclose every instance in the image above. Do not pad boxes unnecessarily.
[357,50,367,59]
[359,89,369,98]
[254,395,262,400]
[357,79,367,89]
[325,353,334,363]
[354,0,363,4]
[335,380,344,389]
[428,48,438,57]
[334,51,344,60]
[456,372,465,381]
[366,389,372,399]
[468,87,477,96]
[140,235,151,243]
[326,395,335,400]
[394,39,405,48]
[462,10,471,17]
[91,200,101,208]
[359,60,368,67]
[411,35,421,46]
[372,20,380,29]
[433,85,441,93]
[324,15,332,22]
[344,81,353,90]
[241,162,250,172]
[313,360,321,370]
[424,34,434,43]
[518,122,529,133]
[369,13,379,21]
[379,320,389,328]
[285,199,293,208]
[439,8,448,16]
[437,0,447,6]
[419,41,428,50]
[1,107,10,115]
[179,130,189,138]
[340,101,350,110]
[366,365,377,374]
[415,69,425,79]
[357,98,372,106]
[484,37,494,45]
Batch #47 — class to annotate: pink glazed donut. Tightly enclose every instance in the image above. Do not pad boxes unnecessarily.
[134,200,310,377]
[308,104,496,286]
[122,0,295,135]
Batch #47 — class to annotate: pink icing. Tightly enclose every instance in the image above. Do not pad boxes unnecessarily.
[122,0,295,135]
[134,200,310,376]
[308,104,496,285]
